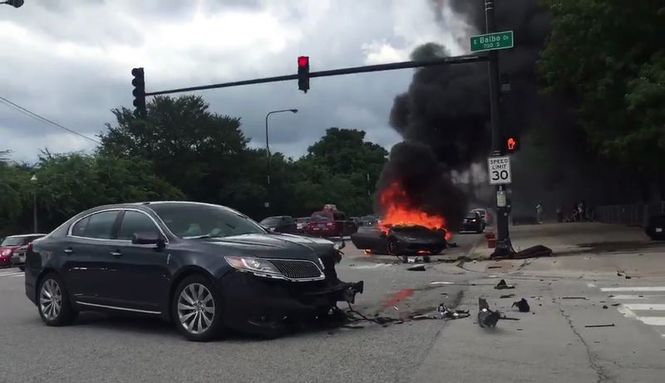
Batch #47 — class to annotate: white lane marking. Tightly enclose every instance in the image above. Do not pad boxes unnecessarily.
[587,283,596,288]
[430,281,454,285]
[601,287,665,292]
[610,294,665,300]
[617,305,638,319]
[638,317,665,326]
[623,304,665,311]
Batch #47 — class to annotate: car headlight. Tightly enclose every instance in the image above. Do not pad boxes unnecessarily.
[224,256,281,276]
[1,249,11,256]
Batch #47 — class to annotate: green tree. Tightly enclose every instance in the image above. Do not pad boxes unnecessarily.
[100,95,249,204]
[33,152,184,231]
[293,128,388,216]
[539,0,665,182]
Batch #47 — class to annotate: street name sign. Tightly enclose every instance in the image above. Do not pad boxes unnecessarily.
[470,31,514,52]
[488,156,511,185]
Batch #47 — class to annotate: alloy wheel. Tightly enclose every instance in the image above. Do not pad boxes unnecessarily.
[177,283,216,335]
[39,279,62,321]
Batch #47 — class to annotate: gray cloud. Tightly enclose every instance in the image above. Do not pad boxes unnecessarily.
[0,0,461,163]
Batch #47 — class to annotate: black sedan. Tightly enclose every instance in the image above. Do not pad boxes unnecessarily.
[25,201,363,341]
[462,211,485,233]
[351,225,447,262]
[259,215,298,234]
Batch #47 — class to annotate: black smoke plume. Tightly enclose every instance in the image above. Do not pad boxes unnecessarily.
[377,0,619,222]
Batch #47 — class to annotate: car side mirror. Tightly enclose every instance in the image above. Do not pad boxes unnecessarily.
[132,232,166,250]
[334,239,345,250]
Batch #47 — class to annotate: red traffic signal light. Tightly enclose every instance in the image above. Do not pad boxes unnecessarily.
[298,56,309,68]
[297,56,309,93]
[505,136,519,153]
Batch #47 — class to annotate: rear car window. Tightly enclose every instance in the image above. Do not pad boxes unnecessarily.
[311,212,332,221]
[72,211,120,239]
[260,217,282,226]
[1,237,23,246]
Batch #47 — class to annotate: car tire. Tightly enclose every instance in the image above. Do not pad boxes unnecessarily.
[18,265,25,271]
[172,274,225,342]
[37,273,77,326]
[387,237,398,255]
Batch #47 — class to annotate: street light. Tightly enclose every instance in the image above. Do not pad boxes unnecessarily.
[1,0,24,8]
[264,108,298,209]
[30,174,37,233]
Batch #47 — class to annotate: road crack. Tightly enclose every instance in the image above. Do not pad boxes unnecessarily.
[555,298,612,383]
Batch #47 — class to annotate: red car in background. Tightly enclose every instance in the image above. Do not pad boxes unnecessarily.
[305,209,358,237]
[0,234,45,268]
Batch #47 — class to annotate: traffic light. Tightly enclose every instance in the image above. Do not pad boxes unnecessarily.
[131,67,146,116]
[297,56,309,93]
[505,136,520,154]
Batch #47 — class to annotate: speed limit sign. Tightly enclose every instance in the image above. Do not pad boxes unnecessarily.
[487,156,511,185]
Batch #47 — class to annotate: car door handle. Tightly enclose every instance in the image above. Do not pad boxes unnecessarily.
[110,250,122,257]
[64,248,74,254]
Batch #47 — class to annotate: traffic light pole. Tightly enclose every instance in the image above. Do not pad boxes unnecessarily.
[142,54,487,97]
[485,0,513,257]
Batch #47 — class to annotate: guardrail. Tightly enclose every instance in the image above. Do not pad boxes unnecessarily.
[595,202,665,227]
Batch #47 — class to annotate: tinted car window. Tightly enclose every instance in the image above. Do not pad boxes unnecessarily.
[71,216,91,237]
[149,203,265,238]
[465,212,479,219]
[74,211,120,239]
[118,211,160,240]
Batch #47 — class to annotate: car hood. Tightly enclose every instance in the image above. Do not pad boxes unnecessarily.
[201,233,335,261]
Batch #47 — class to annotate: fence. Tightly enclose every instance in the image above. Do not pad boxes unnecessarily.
[595,202,665,227]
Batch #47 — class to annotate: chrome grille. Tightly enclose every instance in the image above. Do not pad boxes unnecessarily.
[269,260,323,280]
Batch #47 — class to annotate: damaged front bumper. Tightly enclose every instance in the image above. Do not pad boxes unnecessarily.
[218,271,364,336]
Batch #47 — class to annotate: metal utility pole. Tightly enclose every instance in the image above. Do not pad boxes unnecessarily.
[485,0,512,256]
[30,174,37,232]
[264,109,298,211]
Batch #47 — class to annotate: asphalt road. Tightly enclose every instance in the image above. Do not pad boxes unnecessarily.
[0,258,472,383]
[3,224,664,382]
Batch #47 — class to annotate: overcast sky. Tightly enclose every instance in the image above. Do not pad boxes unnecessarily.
[0,0,473,163]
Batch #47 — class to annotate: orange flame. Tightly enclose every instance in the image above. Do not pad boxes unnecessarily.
[378,181,452,240]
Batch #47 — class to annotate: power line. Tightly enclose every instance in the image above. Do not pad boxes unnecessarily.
[0,96,100,144]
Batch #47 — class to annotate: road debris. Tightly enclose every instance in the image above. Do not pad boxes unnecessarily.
[512,298,530,312]
[561,296,587,300]
[478,298,501,328]
[500,293,515,299]
[585,323,615,328]
[495,279,515,290]
[407,265,426,271]
[602,305,608,309]
[625,275,632,279]
[611,303,620,307]
[411,304,470,321]
[487,265,502,269]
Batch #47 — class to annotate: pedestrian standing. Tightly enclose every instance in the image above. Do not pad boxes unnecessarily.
[536,203,543,224]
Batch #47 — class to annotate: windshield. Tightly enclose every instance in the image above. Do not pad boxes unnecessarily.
[465,213,478,219]
[149,203,265,238]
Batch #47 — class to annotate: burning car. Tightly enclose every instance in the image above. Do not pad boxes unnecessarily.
[351,182,450,262]
[351,224,447,262]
